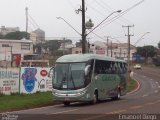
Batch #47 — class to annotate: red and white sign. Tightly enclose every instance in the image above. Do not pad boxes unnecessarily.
[40,70,48,77]
[96,50,106,55]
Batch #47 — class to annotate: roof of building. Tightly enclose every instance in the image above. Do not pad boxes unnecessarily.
[0,39,33,43]
[33,28,45,33]
[91,41,136,49]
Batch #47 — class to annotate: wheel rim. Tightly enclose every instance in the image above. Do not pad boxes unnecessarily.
[118,91,120,98]
[92,93,97,104]
[117,90,120,99]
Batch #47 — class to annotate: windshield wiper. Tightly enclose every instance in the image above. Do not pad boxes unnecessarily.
[59,73,67,89]
[70,71,76,89]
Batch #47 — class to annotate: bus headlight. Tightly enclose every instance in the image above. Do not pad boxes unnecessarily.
[86,93,90,98]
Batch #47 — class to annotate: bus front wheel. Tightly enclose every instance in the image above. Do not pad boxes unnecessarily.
[91,91,98,104]
[63,101,70,106]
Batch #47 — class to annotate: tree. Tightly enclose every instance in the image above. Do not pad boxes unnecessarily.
[34,40,61,55]
[3,31,29,40]
[158,42,160,49]
[43,40,61,52]
[76,40,82,47]
[136,45,156,58]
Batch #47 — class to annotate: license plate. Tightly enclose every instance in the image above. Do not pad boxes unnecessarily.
[65,97,70,101]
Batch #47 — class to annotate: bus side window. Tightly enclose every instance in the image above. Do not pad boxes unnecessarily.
[111,62,116,74]
[105,61,111,74]
[118,62,122,74]
[95,60,104,74]
[121,63,125,74]
[109,62,113,74]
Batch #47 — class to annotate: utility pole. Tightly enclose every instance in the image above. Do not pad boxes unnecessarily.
[111,41,113,57]
[63,37,66,55]
[81,0,86,54]
[120,47,122,58]
[10,46,13,67]
[25,7,28,39]
[105,36,110,56]
[122,25,134,82]
[75,0,86,53]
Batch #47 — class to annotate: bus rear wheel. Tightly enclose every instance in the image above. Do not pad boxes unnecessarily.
[111,89,121,100]
[63,101,70,106]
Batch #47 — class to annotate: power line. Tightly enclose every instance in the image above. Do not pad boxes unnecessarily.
[94,0,111,12]
[99,0,133,24]
[93,0,145,33]
[28,13,40,28]
[87,4,106,17]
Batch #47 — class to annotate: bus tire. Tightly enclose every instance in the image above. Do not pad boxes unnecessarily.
[112,89,121,100]
[63,101,70,106]
[91,91,98,104]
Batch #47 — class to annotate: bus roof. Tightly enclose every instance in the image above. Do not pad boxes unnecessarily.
[56,54,126,63]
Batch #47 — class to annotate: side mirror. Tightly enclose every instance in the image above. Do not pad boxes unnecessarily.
[84,65,91,76]
[48,66,55,78]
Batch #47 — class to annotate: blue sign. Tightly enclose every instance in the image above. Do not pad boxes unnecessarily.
[21,68,37,92]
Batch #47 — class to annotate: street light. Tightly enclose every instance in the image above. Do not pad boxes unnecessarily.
[134,32,150,46]
[56,17,81,36]
[56,16,94,54]
[57,10,122,54]
[86,10,122,36]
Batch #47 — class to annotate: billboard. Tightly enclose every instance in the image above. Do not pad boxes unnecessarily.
[20,67,52,94]
[0,68,19,95]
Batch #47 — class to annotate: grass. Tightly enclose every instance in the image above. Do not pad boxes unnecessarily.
[127,79,138,93]
[0,91,54,112]
[0,80,138,112]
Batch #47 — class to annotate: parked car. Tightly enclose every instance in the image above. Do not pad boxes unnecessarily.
[133,64,141,69]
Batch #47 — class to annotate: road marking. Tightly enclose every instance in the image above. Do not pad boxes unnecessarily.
[142,94,148,97]
[154,90,158,93]
[145,102,155,105]
[154,100,160,104]
[77,109,127,120]
[49,109,78,114]
[130,105,143,109]
[106,109,127,114]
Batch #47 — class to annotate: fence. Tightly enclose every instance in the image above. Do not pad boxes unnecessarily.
[0,67,52,95]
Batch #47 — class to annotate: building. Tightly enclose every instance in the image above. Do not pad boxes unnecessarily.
[0,39,33,67]
[59,39,75,51]
[30,28,45,45]
[72,47,82,54]
[110,43,136,61]
[72,41,136,61]
[0,26,19,36]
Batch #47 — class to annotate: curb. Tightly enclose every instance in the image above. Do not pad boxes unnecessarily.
[127,78,141,95]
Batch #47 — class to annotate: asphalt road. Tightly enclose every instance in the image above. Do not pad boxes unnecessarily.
[2,66,160,120]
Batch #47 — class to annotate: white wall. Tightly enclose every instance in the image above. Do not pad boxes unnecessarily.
[0,67,52,95]
[0,68,19,95]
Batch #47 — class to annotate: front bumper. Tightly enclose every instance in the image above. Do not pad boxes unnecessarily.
[52,88,92,102]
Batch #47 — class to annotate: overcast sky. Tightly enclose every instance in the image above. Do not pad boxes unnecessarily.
[0,0,160,47]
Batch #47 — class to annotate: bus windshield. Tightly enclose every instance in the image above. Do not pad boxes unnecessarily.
[53,63,89,90]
